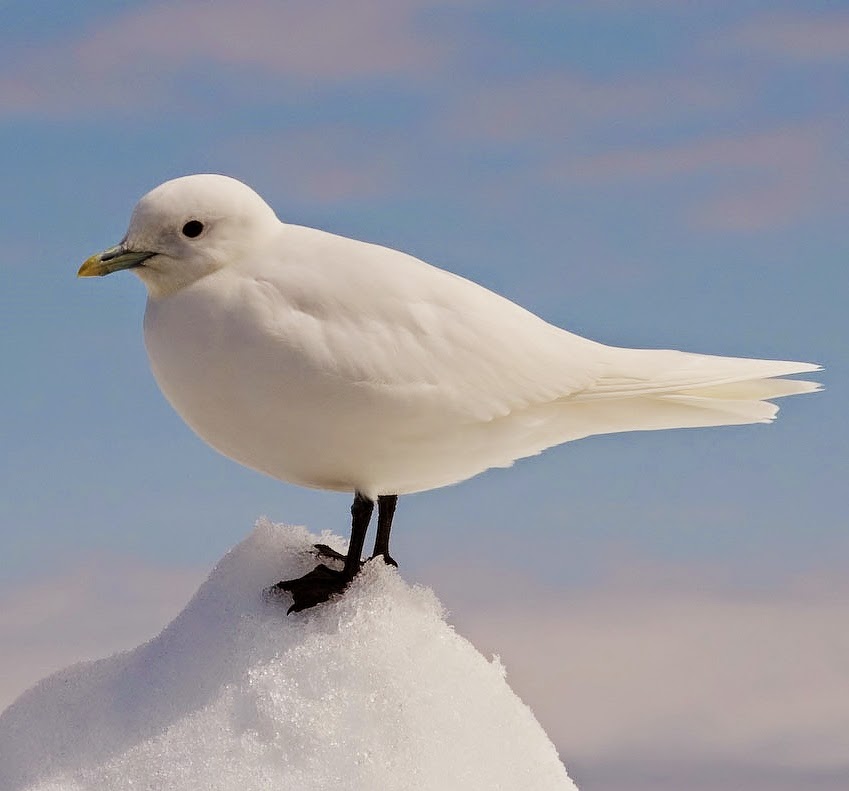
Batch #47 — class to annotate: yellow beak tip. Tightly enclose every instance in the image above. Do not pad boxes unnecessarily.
[78,255,103,278]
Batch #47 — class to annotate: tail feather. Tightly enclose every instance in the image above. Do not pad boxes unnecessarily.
[576,347,821,402]
[675,377,820,401]
[540,347,824,439]
[412,350,820,487]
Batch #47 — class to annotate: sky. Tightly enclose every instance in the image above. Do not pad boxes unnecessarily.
[1,1,847,789]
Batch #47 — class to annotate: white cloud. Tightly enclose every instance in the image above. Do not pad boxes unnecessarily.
[0,0,454,119]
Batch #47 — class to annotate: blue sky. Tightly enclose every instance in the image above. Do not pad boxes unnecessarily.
[1,2,847,789]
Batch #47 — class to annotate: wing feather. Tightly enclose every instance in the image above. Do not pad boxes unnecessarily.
[253,224,819,429]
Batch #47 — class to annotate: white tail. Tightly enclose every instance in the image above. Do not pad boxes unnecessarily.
[566,347,821,433]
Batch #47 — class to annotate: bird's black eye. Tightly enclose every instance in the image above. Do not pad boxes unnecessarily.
[182,220,204,238]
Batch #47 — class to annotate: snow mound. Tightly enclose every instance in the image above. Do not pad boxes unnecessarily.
[0,520,577,791]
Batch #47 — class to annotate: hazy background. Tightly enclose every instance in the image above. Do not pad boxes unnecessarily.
[1,2,846,789]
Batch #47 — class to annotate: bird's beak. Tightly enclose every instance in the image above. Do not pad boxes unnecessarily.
[78,244,156,277]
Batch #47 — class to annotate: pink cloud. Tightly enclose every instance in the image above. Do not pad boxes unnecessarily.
[0,556,204,711]
[432,562,849,773]
[692,180,813,232]
[213,127,405,207]
[570,126,824,182]
[727,11,849,62]
[443,73,739,143]
[559,124,837,231]
[80,0,443,79]
[0,0,451,118]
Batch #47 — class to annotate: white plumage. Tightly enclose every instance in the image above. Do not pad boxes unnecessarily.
[83,174,820,501]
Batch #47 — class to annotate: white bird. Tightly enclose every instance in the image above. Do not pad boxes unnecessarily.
[79,174,820,611]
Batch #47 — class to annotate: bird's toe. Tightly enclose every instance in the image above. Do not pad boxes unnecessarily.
[312,543,349,563]
[269,563,349,613]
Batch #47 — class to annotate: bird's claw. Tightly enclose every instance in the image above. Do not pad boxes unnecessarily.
[270,564,349,613]
[312,543,349,563]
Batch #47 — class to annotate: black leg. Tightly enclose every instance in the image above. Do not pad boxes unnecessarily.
[372,494,398,566]
[345,492,374,580]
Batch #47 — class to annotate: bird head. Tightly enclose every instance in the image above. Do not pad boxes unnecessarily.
[78,174,280,299]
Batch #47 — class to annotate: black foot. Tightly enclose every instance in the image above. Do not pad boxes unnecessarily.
[271,564,349,613]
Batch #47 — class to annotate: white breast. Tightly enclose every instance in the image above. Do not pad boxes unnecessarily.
[142,266,494,497]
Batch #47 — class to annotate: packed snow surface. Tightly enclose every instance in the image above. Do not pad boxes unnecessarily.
[0,520,577,791]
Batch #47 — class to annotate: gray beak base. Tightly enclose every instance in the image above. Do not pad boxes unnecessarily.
[78,245,155,277]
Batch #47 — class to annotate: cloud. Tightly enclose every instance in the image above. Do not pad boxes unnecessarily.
[427,559,849,785]
[0,556,204,712]
[559,123,837,231]
[442,72,739,144]
[214,127,406,207]
[569,125,823,182]
[726,11,849,62]
[83,0,443,79]
[692,180,813,233]
[0,0,451,119]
